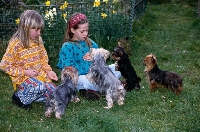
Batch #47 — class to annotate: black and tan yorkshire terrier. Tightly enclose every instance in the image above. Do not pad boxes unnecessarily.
[143,54,183,95]
[45,66,80,119]
[86,48,126,109]
[112,46,141,91]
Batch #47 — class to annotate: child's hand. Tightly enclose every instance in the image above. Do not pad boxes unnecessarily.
[24,69,38,77]
[83,52,92,61]
[46,70,58,81]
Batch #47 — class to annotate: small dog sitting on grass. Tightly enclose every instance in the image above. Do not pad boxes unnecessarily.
[143,54,183,95]
[45,66,80,119]
[86,48,126,109]
[112,46,141,91]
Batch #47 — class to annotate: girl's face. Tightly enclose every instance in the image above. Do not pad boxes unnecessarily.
[71,23,89,41]
[29,28,41,40]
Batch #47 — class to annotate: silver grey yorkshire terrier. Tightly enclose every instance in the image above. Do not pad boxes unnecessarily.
[45,66,80,119]
[86,48,126,109]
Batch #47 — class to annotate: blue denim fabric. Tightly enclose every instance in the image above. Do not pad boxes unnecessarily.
[16,78,56,105]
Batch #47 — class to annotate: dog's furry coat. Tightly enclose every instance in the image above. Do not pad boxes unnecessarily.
[143,54,183,95]
[87,48,126,109]
[112,47,141,91]
[45,66,79,119]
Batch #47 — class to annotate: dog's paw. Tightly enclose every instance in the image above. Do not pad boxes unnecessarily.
[55,113,62,119]
[104,103,113,109]
[114,61,118,65]
[115,66,119,71]
[114,62,119,71]
[73,97,80,103]
[117,101,124,106]
[45,111,51,118]
[104,106,112,109]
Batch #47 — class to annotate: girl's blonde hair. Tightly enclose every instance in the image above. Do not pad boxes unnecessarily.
[11,10,44,48]
[63,12,92,47]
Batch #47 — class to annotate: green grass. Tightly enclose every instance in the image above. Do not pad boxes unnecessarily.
[0,3,200,132]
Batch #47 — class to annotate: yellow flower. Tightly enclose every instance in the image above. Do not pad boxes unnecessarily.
[101,13,107,19]
[60,1,68,10]
[15,18,20,24]
[60,5,64,10]
[93,0,100,7]
[45,1,50,6]
[63,1,68,7]
[62,13,67,18]
[103,0,108,3]
[45,10,49,15]
[112,10,116,14]
[112,0,118,3]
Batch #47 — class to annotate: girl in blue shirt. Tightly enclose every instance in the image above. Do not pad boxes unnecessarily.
[57,12,121,100]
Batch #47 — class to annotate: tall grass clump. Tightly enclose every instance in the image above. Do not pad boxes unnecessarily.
[0,2,199,132]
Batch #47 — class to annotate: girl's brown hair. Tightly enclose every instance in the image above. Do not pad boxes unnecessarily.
[11,10,44,48]
[63,12,92,47]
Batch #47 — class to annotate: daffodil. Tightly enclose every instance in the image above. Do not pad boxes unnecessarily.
[15,18,20,24]
[63,12,68,23]
[93,0,100,7]
[51,8,57,15]
[62,13,67,18]
[63,1,68,7]
[112,0,118,3]
[45,10,49,15]
[44,11,50,20]
[44,10,55,20]
[60,1,68,10]
[60,5,64,10]
[112,10,116,14]
[103,0,108,3]
[49,10,53,18]
[101,13,107,19]
[45,1,50,6]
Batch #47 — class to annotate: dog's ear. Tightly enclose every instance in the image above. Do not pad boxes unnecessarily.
[118,50,124,57]
[90,48,94,59]
[118,41,122,47]
[119,47,129,59]
[151,56,157,64]
[103,49,110,60]
[61,67,68,81]
[152,56,156,60]
[64,66,67,70]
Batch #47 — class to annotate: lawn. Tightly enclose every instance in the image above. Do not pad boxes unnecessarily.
[0,2,199,132]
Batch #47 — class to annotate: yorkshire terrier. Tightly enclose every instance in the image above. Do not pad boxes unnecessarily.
[143,54,183,95]
[45,66,80,119]
[86,48,126,109]
[112,47,141,91]
[89,48,110,60]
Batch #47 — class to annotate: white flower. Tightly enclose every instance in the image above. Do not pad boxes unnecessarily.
[52,8,57,15]
[49,10,53,17]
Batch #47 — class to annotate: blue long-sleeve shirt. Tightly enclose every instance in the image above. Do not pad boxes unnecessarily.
[57,40,98,75]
